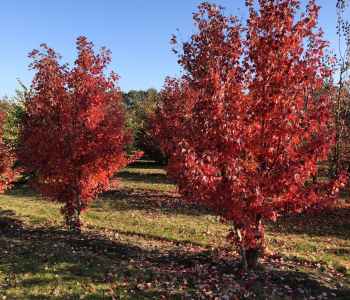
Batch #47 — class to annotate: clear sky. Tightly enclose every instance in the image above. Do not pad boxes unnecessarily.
[0,0,346,99]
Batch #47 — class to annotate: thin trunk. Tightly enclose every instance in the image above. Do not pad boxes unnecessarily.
[72,92,81,235]
[74,167,82,235]
[330,12,346,177]
[69,216,73,240]
[330,138,340,177]
[235,227,248,270]
[253,214,262,269]
[77,193,82,229]
[311,172,317,183]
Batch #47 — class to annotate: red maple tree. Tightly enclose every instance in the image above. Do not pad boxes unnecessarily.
[151,0,346,268]
[20,37,142,236]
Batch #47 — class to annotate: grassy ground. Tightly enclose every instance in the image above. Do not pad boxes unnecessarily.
[0,159,349,299]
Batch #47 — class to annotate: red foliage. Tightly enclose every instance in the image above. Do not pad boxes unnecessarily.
[151,1,346,267]
[20,37,142,231]
[0,109,19,192]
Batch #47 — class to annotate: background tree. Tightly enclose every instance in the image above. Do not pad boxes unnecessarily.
[152,0,345,269]
[122,89,168,164]
[20,37,142,237]
[1,80,34,183]
[326,0,350,176]
[2,79,34,152]
[0,103,20,192]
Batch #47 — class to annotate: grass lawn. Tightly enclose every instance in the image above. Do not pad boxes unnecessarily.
[0,159,349,299]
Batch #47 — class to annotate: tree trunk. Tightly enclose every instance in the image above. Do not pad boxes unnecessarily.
[311,172,317,183]
[253,214,262,269]
[76,193,82,235]
[69,216,73,240]
[329,62,345,177]
[235,227,248,270]
[330,142,339,177]
[74,166,82,235]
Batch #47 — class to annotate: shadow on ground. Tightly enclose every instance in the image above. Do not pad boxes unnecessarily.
[266,206,350,240]
[116,172,173,185]
[2,183,40,199]
[0,210,349,299]
[100,187,212,217]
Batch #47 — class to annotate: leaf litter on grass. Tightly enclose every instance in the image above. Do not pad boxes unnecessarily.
[0,164,350,299]
[0,220,349,299]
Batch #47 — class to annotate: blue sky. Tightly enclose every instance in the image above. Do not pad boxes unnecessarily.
[0,0,346,99]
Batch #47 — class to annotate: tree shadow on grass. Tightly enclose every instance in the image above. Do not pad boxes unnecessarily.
[0,211,349,300]
[0,211,169,299]
[116,172,173,185]
[262,268,350,300]
[2,182,40,199]
[0,209,24,230]
[127,160,163,168]
[100,187,213,217]
[265,206,350,240]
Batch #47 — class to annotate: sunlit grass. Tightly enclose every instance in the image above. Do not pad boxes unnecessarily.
[1,161,350,299]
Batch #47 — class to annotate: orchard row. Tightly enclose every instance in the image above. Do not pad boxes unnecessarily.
[0,0,349,269]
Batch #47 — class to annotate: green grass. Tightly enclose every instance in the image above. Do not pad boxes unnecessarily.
[0,160,349,299]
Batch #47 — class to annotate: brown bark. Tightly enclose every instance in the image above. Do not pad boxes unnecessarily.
[235,227,248,270]
[253,214,262,269]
